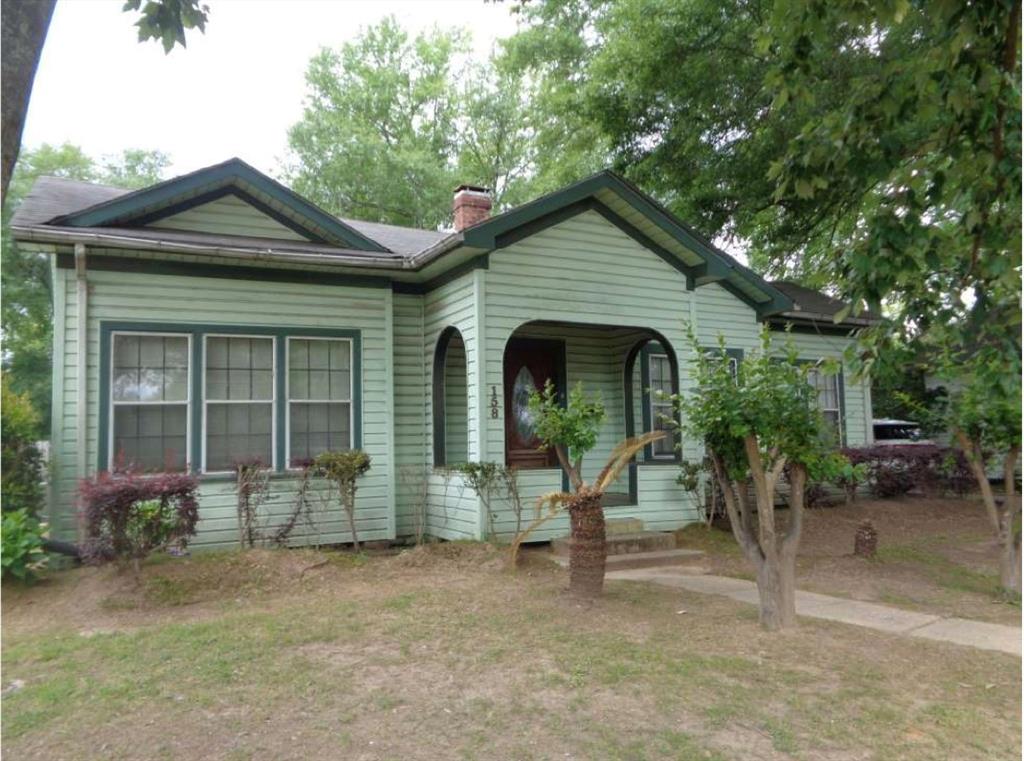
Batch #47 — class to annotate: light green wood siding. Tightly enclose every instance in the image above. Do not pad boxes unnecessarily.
[481,211,701,539]
[50,259,393,547]
[773,331,873,446]
[148,195,310,240]
[392,293,427,538]
[422,272,482,539]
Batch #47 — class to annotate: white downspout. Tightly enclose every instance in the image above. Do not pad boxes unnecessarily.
[75,243,88,481]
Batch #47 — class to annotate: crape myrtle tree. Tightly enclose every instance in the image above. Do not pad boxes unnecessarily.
[945,360,1022,596]
[528,381,662,599]
[673,328,845,630]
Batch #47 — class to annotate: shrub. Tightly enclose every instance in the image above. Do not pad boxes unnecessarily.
[1,509,48,582]
[1,375,45,515]
[78,470,200,571]
[313,450,371,550]
[839,445,975,499]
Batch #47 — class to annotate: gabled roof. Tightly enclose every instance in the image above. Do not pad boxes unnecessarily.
[45,158,391,252]
[12,161,804,315]
[412,170,793,316]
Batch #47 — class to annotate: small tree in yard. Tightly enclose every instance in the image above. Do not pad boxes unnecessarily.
[947,368,1021,597]
[527,381,663,599]
[313,450,371,551]
[673,329,844,630]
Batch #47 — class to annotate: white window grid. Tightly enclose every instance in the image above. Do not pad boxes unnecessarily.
[201,334,277,473]
[108,331,193,472]
[285,336,354,469]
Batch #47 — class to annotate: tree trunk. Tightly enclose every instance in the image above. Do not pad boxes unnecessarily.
[345,485,360,551]
[566,487,605,599]
[755,554,796,630]
[1,0,56,201]
[955,431,1021,597]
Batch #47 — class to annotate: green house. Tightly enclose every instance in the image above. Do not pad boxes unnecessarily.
[11,159,877,547]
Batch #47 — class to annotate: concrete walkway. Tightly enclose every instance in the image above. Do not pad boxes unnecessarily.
[608,568,1022,656]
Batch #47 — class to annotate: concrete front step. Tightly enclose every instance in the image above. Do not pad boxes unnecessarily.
[605,517,645,536]
[551,530,675,557]
[550,548,707,573]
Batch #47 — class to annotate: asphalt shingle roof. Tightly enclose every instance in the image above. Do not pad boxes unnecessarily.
[770,280,881,324]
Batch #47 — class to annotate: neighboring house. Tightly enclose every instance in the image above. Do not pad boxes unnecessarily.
[11,159,876,548]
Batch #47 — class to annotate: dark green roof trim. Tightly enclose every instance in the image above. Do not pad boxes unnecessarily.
[460,170,789,313]
[51,158,390,253]
[56,253,392,289]
[391,254,489,295]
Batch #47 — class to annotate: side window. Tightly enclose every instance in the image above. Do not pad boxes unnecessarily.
[807,366,842,445]
[648,353,675,458]
[110,333,190,471]
[287,337,352,466]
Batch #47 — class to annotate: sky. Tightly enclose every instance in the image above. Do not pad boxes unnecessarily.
[22,0,521,178]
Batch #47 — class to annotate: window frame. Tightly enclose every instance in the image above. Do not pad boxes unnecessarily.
[805,363,845,446]
[107,330,193,473]
[98,322,361,477]
[201,333,278,474]
[646,351,677,461]
[285,335,355,470]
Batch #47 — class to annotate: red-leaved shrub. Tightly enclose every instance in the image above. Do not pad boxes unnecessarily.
[78,470,200,568]
[840,445,973,499]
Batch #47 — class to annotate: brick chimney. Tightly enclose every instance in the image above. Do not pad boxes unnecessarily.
[453,184,492,231]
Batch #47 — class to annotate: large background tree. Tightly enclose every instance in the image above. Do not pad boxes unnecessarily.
[0,0,206,201]
[286,17,538,228]
[2,143,171,435]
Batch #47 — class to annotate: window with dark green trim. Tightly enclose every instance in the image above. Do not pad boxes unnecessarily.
[99,322,362,475]
[647,353,675,458]
[807,366,843,446]
[110,332,191,472]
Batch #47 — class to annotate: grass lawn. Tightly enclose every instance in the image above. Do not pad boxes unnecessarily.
[2,541,1020,760]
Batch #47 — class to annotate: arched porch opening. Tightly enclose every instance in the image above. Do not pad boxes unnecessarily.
[432,326,468,466]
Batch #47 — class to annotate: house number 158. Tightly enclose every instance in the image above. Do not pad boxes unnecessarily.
[490,386,500,418]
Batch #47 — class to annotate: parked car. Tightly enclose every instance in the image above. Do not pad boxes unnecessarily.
[872,419,932,446]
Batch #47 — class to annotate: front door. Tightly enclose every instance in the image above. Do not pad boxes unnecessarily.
[504,338,563,468]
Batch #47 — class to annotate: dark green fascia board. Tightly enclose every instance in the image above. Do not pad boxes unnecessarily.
[97,320,362,477]
[51,158,390,253]
[56,253,393,289]
[391,254,489,295]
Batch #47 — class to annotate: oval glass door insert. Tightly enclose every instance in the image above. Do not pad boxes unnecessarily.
[512,366,537,442]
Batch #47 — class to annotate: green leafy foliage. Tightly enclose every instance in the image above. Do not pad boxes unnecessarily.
[1,508,48,582]
[2,144,171,434]
[123,0,208,53]
[1,374,45,515]
[286,17,537,229]
[527,380,606,488]
[675,327,837,484]
[313,450,372,550]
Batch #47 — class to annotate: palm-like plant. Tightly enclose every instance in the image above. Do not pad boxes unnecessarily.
[516,381,664,598]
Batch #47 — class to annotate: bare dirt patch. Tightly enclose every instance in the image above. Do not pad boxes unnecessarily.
[676,495,1021,624]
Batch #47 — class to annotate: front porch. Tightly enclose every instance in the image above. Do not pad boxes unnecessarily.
[427,319,701,542]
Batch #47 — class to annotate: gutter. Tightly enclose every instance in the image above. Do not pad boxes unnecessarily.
[12,225,409,270]
[773,309,879,328]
